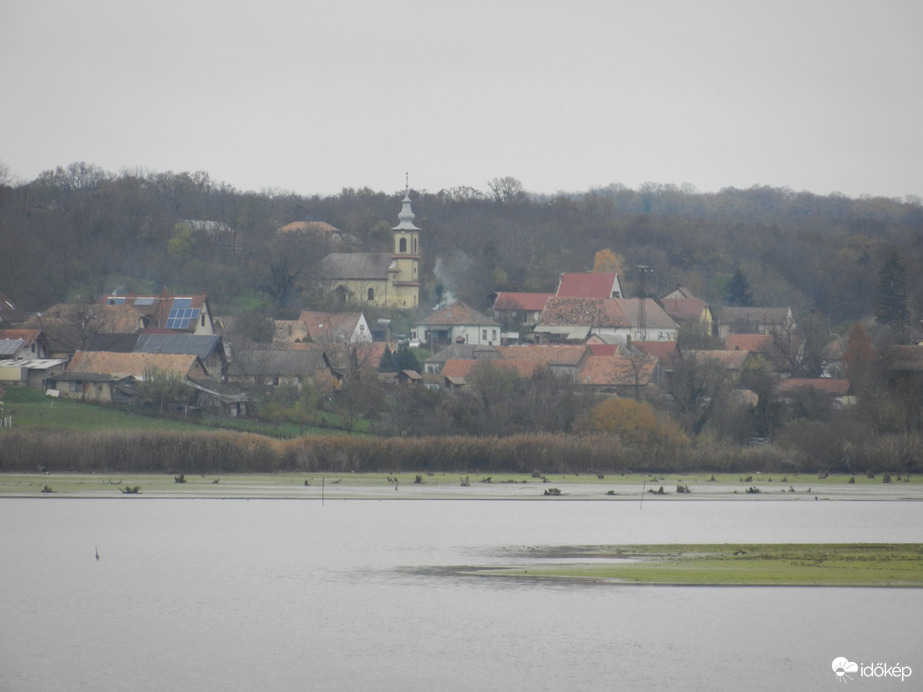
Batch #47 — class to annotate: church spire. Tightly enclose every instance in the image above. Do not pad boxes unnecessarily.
[393,174,420,230]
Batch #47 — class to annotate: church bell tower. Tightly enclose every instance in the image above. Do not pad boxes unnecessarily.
[391,178,421,307]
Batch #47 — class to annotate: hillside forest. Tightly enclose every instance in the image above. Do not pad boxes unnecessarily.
[2,162,921,325]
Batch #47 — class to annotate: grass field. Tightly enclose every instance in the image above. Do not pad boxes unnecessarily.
[0,385,356,437]
[467,543,923,587]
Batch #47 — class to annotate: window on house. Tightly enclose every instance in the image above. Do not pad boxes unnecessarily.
[367,288,375,301]
[482,329,487,340]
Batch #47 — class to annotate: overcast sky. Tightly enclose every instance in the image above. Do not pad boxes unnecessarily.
[2,1,921,199]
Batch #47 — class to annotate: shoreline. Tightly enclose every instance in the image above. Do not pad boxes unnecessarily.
[2,471,920,501]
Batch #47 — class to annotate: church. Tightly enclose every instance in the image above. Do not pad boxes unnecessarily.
[317,187,421,309]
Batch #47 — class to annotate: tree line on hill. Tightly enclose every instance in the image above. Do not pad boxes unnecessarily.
[1,162,921,331]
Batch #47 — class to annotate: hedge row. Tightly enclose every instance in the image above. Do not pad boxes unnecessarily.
[1,429,919,475]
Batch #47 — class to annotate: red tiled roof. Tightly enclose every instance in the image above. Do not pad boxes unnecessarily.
[495,344,589,365]
[441,359,546,379]
[418,302,500,327]
[577,354,659,386]
[493,292,553,312]
[661,297,706,321]
[725,334,773,353]
[632,341,679,362]
[67,351,203,378]
[538,297,630,328]
[556,273,618,298]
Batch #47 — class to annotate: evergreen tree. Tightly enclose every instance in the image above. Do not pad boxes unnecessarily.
[875,252,909,328]
[725,267,754,307]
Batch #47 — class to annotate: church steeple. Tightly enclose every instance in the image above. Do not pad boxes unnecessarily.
[390,175,421,308]
[393,176,420,231]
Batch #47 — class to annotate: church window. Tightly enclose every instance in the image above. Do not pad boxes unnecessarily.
[399,237,407,252]
[367,288,375,301]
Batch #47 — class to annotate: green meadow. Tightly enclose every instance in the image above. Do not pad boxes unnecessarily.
[472,543,923,587]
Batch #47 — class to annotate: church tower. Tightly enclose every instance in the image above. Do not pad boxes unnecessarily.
[390,181,421,308]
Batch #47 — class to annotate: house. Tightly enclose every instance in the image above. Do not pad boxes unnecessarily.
[45,371,138,405]
[423,343,501,374]
[317,189,421,308]
[687,349,754,375]
[660,288,714,336]
[46,351,208,404]
[495,344,590,380]
[717,307,794,338]
[631,341,681,369]
[725,333,774,355]
[662,285,697,301]
[555,272,623,299]
[300,311,372,344]
[0,329,49,360]
[98,293,216,335]
[133,333,228,379]
[413,302,503,349]
[273,319,310,346]
[491,292,553,327]
[576,353,663,396]
[226,348,336,391]
[65,351,209,381]
[774,378,854,408]
[277,220,357,249]
[440,358,548,387]
[23,303,144,357]
[0,358,68,391]
[534,297,678,344]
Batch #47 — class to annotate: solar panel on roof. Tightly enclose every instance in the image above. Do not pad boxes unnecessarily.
[172,298,193,308]
[134,297,155,306]
[166,307,200,329]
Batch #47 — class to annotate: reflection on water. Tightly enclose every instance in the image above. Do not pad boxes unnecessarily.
[1,499,921,691]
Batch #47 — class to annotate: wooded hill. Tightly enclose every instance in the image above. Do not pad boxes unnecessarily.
[2,162,921,330]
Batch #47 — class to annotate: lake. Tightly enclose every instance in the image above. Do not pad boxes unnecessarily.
[1,497,921,691]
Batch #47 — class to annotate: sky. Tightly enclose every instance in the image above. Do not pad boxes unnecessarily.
[1,0,921,199]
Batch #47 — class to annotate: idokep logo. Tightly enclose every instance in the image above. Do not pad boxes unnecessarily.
[832,657,912,684]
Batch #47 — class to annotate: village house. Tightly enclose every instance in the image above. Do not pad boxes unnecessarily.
[277,220,358,249]
[440,358,548,388]
[226,347,336,391]
[576,353,663,396]
[717,306,794,338]
[494,344,590,380]
[47,351,208,404]
[98,293,216,335]
[133,333,229,380]
[423,343,501,374]
[491,292,553,329]
[317,189,421,308]
[300,311,372,344]
[774,378,854,408]
[24,303,143,357]
[660,286,714,336]
[534,297,678,344]
[413,302,503,349]
[0,329,49,360]
[555,272,624,299]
